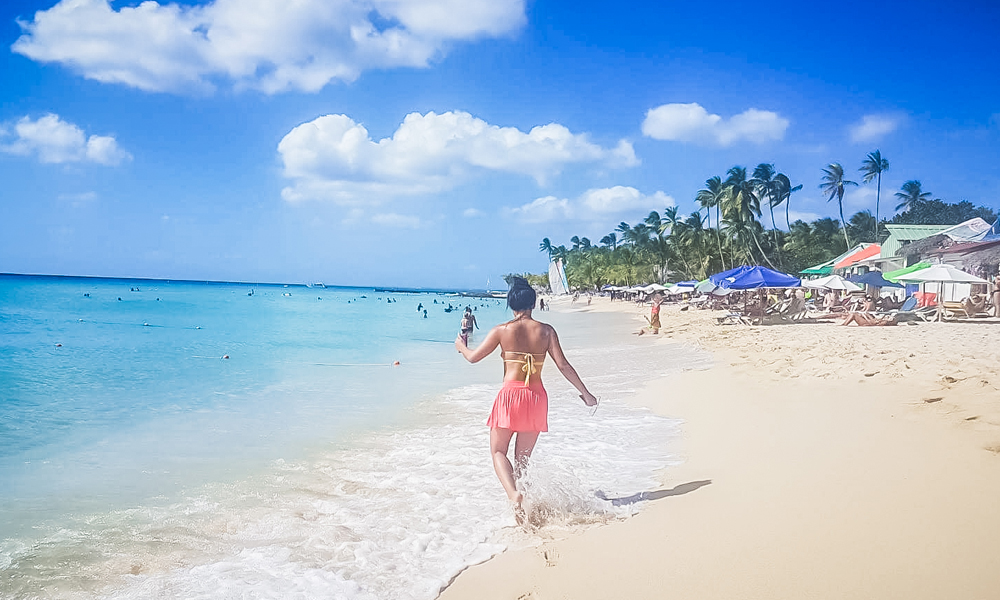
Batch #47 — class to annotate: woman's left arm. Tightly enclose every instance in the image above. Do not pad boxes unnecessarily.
[456,325,501,363]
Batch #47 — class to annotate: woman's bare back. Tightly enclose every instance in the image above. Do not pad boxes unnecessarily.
[497,318,552,384]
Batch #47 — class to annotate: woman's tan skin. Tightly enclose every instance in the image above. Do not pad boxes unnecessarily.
[455,308,597,514]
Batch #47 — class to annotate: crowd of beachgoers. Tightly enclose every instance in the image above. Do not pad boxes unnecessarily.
[582,263,1000,330]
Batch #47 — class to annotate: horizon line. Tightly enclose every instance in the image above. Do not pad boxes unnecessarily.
[0,272,501,295]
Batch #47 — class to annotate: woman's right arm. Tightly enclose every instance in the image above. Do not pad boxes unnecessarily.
[546,326,598,406]
[456,325,501,363]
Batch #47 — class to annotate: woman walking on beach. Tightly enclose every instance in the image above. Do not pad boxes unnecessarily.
[455,277,598,520]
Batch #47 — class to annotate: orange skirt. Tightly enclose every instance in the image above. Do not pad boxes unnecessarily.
[487,380,548,432]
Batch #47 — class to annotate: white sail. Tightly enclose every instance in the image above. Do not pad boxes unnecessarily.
[549,259,569,295]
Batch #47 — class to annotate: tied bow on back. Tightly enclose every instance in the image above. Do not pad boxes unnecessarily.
[519,353,538,385]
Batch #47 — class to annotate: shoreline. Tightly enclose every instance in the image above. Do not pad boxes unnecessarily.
[439,296,1000,599]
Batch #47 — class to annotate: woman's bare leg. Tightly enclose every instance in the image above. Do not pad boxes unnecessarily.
[489,428,521,506]
[513,431,540,479]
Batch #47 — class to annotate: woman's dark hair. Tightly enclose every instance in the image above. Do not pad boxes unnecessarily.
[507,277,536,311]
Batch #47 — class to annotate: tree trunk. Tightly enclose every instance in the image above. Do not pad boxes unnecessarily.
[769,201,783,268]
[874,173,881,241]
[839,198,852,249]
[716,204,727,270]
[751,230,777,269]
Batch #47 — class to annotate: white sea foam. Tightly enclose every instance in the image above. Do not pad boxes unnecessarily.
[1,336,710,599]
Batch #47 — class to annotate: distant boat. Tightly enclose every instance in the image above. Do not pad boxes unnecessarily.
[307,282,326,288]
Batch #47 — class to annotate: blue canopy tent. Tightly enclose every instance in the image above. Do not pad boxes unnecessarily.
[848,271,904,289]
[708,265,753,286]
[719,266,801,290]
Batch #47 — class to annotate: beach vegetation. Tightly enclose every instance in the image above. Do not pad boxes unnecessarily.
[859,150,889,239]
[890,197,996,226]
[819,163,858,249]
[536,160,997,290]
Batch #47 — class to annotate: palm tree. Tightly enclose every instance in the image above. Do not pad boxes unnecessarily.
[696,175,727,270]
[599,232,618,250]
[820,163,858,248]
[724,166,774,267]
[678,211,712,279]
[848,210,877,243]
[772,173,803,230]
[894,180,932,212]
[615,221,632,242]
[753,163,786,266]
[539,237,554,259]
[859,150,889,239]
[751,163,778,228]
[659,206,681,235]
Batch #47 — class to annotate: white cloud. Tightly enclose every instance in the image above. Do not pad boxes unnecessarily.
[278,111,637,202]
[508,186,674,224]
[371,212,423,228]
[0,113,130,165]
[642,103,789,146]
[849,114,901,143]
[462,207,484,218]
[12,0,525,94]
[507,195,572,224]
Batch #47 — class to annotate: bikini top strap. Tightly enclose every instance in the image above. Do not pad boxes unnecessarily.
[503,351,544,385]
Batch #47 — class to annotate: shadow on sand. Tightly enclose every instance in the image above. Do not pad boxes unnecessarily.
[596,480,712,507]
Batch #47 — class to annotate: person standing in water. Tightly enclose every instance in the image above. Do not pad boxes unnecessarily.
[459,308,474,345]
[455,277,598,520]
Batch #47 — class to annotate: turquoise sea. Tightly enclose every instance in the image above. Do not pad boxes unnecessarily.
[0,274,709,599]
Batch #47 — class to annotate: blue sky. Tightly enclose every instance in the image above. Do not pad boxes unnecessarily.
[2,0,999,288]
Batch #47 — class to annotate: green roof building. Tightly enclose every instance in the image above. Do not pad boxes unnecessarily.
[880,224,950,260]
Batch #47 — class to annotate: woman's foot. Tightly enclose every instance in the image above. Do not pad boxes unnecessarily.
[511,492,526,525]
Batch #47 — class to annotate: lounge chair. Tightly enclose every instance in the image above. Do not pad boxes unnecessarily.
[716,312,750,325]
[779,296,808,321]
[882,297,935,322]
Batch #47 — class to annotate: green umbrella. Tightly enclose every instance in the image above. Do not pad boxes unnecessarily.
[882,262,932,283]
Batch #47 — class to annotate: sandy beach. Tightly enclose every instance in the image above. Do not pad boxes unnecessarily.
[439,297,1000,599]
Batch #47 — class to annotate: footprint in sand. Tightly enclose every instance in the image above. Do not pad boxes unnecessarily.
[540,547,559,567]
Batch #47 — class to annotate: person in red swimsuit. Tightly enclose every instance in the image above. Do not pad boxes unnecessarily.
[455,277,598,520]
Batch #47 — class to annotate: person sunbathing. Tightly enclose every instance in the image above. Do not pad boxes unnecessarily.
[840,312,897,326]
[962,294,987,315]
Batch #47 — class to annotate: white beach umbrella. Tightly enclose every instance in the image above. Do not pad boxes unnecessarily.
[802,275,863,292]
[896,264,989,285]
[897,264,989,321]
